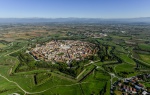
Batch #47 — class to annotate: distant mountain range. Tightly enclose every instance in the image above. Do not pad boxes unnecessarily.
[0,17,150,23]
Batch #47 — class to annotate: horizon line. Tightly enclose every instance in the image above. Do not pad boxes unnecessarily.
[0,17,150,19]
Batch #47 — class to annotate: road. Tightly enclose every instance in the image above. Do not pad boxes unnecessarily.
[4,46,26,57]
[0,74,28,95]
[84,60,100,67]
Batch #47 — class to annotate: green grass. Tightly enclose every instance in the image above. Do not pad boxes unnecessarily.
[82,82,104,95]
[0,65,76,94]
[44,84,82,95]
[107,46,113,56]
[112,77,118,83]
[35,72,52,85]
[81,69,110,95]
[0,43,6,48]
[0,65,25,94]
[32,75,74,92]
[0,56,19,65]
[15,69,48,75]
[0,56,79,94]
[77,65,96,81]
[138,44,150,51]
[118,54,136,65]
[115,63,134,72]
[0,56,20,75]
[94,61,103,66]
[114,45,127,54]
[0,77,23,95]
[104,80,111,95]
[139,54,150,64]
[144,82,150,88]
[115,63,137,77]
[0,65,34,92]
[111,35,130,40]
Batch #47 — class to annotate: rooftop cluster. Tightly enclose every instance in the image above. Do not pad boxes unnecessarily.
[30,40,97,63]
[113,74,150,95]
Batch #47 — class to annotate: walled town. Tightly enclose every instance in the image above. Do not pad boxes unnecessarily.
[30,40,97,63]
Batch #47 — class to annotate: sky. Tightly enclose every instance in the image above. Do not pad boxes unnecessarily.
[0,0,150,18]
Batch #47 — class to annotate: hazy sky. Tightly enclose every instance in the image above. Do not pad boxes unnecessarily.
[0,0,150,18]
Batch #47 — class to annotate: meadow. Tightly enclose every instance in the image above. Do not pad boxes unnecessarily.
[139,54,150,64]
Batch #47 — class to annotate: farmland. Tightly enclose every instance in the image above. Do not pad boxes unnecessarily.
[139,54,150,64]
[0,23,150,95]
[138,44,150,51]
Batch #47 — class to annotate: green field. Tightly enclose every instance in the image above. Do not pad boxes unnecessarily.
[0,55,107,95]
[144,82,150,88]
[139,54,150,64]
[0,65,111,95]
[0,56,19,65]
[118,54,136,65]
[115,63,137,77]
[138,44,150,51]
[111,35,131,40]
[0,64,76,94]
[0,43,6,48]
[0,55,111,95]
[81,69,110,95]
[0,77,23,95]
[115,63,135,72]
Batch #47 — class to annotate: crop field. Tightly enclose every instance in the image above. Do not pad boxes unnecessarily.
[115,63,135,72]
[114,45,127,54]
[111,35,131,40]
[118,54,136,65]
[138,44,150,51]
[115,63,137,77]
[139,54,150,64]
